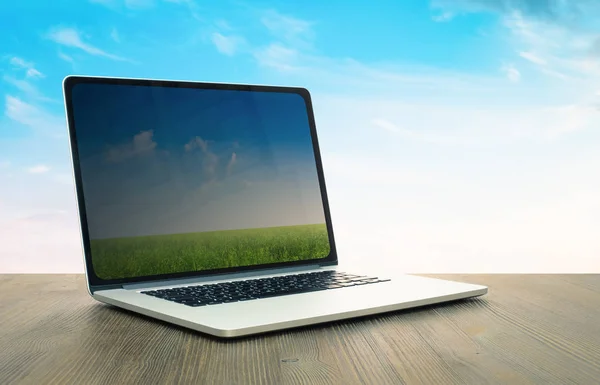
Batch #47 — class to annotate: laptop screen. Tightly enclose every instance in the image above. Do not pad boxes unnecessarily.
[69,81,331,281]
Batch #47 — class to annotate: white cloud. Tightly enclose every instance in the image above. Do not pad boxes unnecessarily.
[47,27,130,62]
[432,11,454,22]
[317,94,597,151]
[184,136,208,152]
[254,43,300,71]
[250,11,525,95]
[2,76,53,101]
[8,56,44,78]
[250,43,510,98]
[132,130,157,152]
[26,68,44,78]
[27,165,51,174]
[110,27,120,43]
[58,52,75,63]
[431,0,600,23]
[519,51,547,65]
[4,96,64,136]
[215,19,232,30]
[246,9,596,144]
[370,118,460,144]
[0,161,10,169]
[211,33,244,56]
[227,152,237,175]
[543,104,599,138]
[496,10,600,117]
[9,57,33,68]
[3,76,39,96]
[372,118,400,133]
[106,130,157,162]
[539,68,570,80]
[162,0,201,19]
[431,3,600,89]
[504,12,600,81]
[252,12,313,70]
[184,136,219,179]
[5,95,38,121]
[260,10,314,47]
[501,63,521,83]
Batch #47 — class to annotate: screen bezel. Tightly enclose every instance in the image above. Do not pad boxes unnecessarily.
[63,76,338,288]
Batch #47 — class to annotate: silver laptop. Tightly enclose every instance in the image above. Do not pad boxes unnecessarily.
[63,76,487,338]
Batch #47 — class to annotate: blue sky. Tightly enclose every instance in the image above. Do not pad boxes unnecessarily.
[1,0,600,272]
[71,84,325,238]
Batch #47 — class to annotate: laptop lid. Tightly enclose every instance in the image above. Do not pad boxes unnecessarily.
[63,76,337,289]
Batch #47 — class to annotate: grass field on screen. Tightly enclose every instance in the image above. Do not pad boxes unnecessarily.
[90,223,330,280]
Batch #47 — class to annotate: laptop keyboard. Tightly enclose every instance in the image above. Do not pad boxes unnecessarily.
[141,270,390,307]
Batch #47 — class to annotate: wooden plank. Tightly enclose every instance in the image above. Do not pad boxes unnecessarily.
[1,275,599,385]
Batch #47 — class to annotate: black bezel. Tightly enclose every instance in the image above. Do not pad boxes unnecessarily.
[63,76,338,288]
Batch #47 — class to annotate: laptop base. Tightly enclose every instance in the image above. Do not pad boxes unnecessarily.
[94,271,487,338]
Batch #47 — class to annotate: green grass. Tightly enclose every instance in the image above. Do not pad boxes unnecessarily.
[90,223,330,280]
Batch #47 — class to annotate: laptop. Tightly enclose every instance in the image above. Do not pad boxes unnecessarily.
[63,76,487,338]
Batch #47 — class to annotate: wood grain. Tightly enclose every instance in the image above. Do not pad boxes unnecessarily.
[0,275,599,385]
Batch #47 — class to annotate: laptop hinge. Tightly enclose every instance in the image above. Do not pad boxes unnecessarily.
[122,264,328,291]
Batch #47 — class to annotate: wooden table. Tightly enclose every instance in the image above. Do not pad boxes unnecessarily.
[1,275,599,385]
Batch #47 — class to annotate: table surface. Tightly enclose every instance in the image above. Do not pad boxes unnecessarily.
[1,274,599,385]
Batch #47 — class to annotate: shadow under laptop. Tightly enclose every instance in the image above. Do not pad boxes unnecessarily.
[92,295,489,343]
